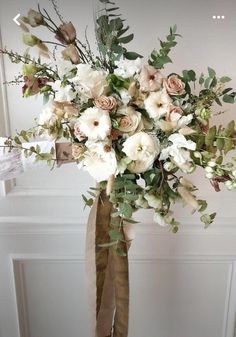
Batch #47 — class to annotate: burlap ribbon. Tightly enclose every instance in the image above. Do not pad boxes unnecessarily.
[86,190,130,337]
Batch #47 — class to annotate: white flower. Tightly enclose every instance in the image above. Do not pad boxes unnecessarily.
[144,193,162,209]
[160,133,196,166]
[78,141,117,182]
[71,64,108,101]
[49,80,76,102]
[76,107,111,141]
[128,157,156,174]
[39,100,57,125]
[118,106,142,134]
[53,57,75,79]
[123,132,160,161]
[119,90,131,105]
[114,57,142,78]
[144,89,172,119]
[122,132,160,173]
[157,113,193,132]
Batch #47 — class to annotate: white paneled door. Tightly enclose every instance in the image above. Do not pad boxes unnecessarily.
[0,0,236,336]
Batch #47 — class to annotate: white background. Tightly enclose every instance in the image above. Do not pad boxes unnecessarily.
[0,0,236,336]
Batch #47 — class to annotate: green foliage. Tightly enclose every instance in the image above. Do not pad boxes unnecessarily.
[149,25,181,69]
[95,0,142,70]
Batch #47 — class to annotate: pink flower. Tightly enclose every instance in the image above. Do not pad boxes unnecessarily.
[139,65,163,92]
[55,22,76,45]
[163,75,185,96]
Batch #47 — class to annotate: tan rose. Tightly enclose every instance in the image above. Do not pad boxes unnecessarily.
[72,143,85,160]
[94,95,117,111]
[55,22,76,45]
[74,123,87,141]
[118,106,142,134]
[139,65,163,92]
[164,75,185,96]
[62,44,80,64]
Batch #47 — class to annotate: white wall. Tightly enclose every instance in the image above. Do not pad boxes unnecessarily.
[0,0,236,336]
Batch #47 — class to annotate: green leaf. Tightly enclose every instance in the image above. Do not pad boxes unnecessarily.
[205,126,216,147]
[223,94,235,104]
[118,33,134,44]
[224,139,234,154]
[109,229,123,241]
[198,200,208,212]
[216,138,225,151]
[119,202,133,218]
[220,76,231,83]
[124,51,143,60]
[208,67,216,78]
[187,70,196,81]
[99,241,117,248]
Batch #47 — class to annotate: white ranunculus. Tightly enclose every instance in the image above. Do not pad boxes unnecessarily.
[144,89,172,119]
[71,64,108,101]
[76,107,111,141]
[122,132,160,161]
[39,100,57,125]
[118,106,142,134]
[54,58,75,79]
[49,80,76,102]
[78,141,117,182]
[114,57,142,78]
[160,133,196,166]
[144,193,162,209]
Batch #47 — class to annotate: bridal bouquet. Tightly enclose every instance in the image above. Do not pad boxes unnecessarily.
[1,1,236,335]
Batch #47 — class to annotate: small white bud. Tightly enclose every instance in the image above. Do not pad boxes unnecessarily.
[205,173,214,179]
[208,161,217,167]
[205,166,213,173]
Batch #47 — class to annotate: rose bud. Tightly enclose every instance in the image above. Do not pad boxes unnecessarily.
[23,34,41,47]
[55,22,76,45]
[27,9,44,27]
[62,44,80,64]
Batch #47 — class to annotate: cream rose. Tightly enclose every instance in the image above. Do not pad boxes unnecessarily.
[163,75,185,96]
[118,106,142,134]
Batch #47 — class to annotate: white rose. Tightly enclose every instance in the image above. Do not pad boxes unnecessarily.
[122,132,160,161]
[71,64,108,101]
[144,89,172,119]
[76,107,111,141]
[114,57,142,78]
[79,141,117,182]
[128,157,156,174]
[118,106,142,134]
[49,80,76,102]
